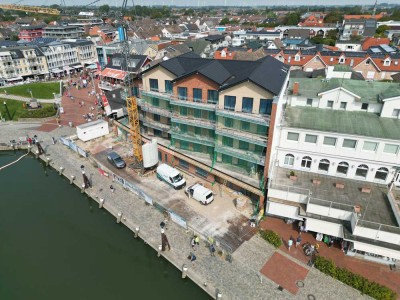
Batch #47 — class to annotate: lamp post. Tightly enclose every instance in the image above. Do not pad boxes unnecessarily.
[28,89,33,99]
[3,101,12,120]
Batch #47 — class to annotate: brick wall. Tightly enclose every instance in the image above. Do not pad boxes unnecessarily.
[172,74,220,102]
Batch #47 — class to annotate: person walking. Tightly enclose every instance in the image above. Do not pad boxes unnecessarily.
[188,252,197,266]
[110,185,115,193]
[161,232,171,251]
[191,237,196,251]
[194,235,200,246]
[288,236,293,251]
[209,244,216,257]
[296,233,302,248]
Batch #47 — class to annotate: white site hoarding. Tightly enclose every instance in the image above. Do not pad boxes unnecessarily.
[76,120,109,142]
[142,139,158,168]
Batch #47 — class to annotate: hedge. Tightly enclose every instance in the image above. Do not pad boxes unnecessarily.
[19,105,57,119]
[314,256,396,300]
[259,229,282,248]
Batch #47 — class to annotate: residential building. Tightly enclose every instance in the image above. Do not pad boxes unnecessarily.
[89,25,116,44]
[299,12,326,27]
[71,40,98,66]
[0,46,49,84]
[38,41,80,76]
[266,77,400,263]
[341,19,377,40]
[43,25,85,39]
[137,55,289,205]
[18,25,44,41]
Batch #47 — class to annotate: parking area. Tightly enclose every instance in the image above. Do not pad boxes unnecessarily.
[78,134,257,252]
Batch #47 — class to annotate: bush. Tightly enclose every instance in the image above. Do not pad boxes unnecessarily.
[259,229,282,248]
[19,105,57,119]
[314,256,396,300]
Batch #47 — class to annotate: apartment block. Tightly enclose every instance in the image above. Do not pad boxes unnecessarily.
[267,77,400,263]
[43,26,85,39]
[18,25,44,41]
[139,55,289,205]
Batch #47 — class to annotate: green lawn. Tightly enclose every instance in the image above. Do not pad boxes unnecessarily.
[0,99,57,121]
[0,82,60,99]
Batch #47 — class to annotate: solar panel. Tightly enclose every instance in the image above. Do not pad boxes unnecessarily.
[381,44,396,53]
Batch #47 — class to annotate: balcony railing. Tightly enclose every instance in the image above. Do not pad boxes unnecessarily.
[140,115,171,132]
[171,115,215,130]
[98,82,121,91]
[138,99,172,118]
[216,109,270,126]
[216,127,267,147]
[170,97,217,111]
[140,89,174,102]
[214,145,265,166]
[171,129,215,147]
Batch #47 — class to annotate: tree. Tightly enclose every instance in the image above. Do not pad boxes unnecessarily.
[284,12,300,25]
[219,17,230,25]
[375,25,390,37]
[324,11,343,24]
[325,29,338,41]
[99,5,110,14]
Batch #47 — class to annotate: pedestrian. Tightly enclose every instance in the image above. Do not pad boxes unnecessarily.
[194,235,200,246]
[27,137,32,146]
[209,243,216,256]
[51,137,56,145]
[191,237,196,251]
[188,252,196,265]
[296,233,302,248]
[288,236,293,251]
[110,185,115,193]
[161,232,171,251]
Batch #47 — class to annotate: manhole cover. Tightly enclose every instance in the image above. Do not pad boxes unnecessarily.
[296,280,305,288]
[307,294,316,300]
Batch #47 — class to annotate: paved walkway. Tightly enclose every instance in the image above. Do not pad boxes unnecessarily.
[0,93,59,103]
[0,123,371,300]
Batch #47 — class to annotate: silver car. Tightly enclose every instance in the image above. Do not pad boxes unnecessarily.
[107,151,126,169]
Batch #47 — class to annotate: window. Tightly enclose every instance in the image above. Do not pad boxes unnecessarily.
[305,134,317,144]
[193,88,202,102]
[323,136,337,146]
[366,59,370,65]
[340,102,347,110]
[342,139,357,149]
[355,164,369,178]
[158,151,162,161]
[383,144,399,154]
[239,141,249,150]
[336,162,349,175]
[224,96,236,111]
[306,98,313,106]
[361,103,368,110]
[178,87,187,100]
[327,101,334,108]
[222,136,233,147]
[362,141,378,152]
[180,106,188,116]
[259,98,273,115]
[287,132,299,141]
[179,159,189,169]
[301,156,312,169]
[207,90,218,104]
[224,117,233,128]
[164,154,167,162]
[375,167,388,181]
[149,78,158,92]
[196,167,208,178]
[392,109,400,118]
[284,154,294,166]
[242,97,253,113]
[241,121,250,131]
[318,159,330,172]
[165,80,173,94]
[295,55,300,61]
[153,114,160,121]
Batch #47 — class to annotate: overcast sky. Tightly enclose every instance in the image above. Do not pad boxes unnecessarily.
[2,0,400,6]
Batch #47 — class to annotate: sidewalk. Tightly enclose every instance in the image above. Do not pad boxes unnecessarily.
[0,93,59,103]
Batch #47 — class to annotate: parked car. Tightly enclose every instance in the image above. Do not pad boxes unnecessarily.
[185,183,214,205]
[156,163,186,189]
[107,151,126,169]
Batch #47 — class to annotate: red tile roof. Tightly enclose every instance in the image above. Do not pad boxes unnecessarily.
[362,37,391,50]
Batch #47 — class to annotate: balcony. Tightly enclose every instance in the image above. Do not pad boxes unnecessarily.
[140,115,171,132]
[216,109,270,126]
[170,97,217,111]
[138,99,172,118]
[98,82,121,91]
[140,89,174,102]
[171,129,215,147]
[171,115,215,130]
[216,127,267,147]
[215,145,265,166]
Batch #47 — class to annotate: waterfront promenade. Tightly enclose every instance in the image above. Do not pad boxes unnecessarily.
[0,122,371,300]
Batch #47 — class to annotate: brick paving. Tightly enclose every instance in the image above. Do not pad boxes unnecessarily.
[260,217,400,296]
[0,123,372,300]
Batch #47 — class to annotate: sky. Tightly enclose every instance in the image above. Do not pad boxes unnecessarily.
[1,0,400,6]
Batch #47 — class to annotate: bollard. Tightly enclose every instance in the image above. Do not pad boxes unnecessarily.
[157,245,162,257]
[182,264,188,279]
[59,166,64,175]
[134,227,140,238]
[99,198,104,208]
[70,175,75,184]
[116,212,122,223]
[45,157,51,166]
[35,150,39,159]
[81,183,85,193]
[216,290,222,299]
[27,145,31,154]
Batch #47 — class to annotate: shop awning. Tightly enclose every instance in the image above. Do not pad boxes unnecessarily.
[305,218,344,238]
[352,241,400,260]
[6,76,23,81]
[63,66,73,71]
[72,65,82,69]
[86,64,97,70]
[266,201,303,220]
[51,68,63,73]
[100,68,127,80]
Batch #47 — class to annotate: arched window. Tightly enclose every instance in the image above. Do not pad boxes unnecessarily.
[336,162,349,175]
[375,167,389,181]
[318,159,330,172]
[356,164,369,178]
[284,154,294,166]
[301,156,312,169]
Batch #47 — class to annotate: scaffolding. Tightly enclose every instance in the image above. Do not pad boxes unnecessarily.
[126,96,143,164]
[0,4,60,15]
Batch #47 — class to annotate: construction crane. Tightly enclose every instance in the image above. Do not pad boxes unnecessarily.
[0,4,60,15]
[85,0,100,7]
[119,0,143,171]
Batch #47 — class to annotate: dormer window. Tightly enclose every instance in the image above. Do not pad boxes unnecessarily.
[330,57,333,62]
[384,59,391,66]
[366,59,370,65]
[339,57,345,64]
[295,55,300,61]
[112,58,121,66]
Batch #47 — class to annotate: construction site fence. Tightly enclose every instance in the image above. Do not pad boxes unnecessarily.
[59,137,88,158]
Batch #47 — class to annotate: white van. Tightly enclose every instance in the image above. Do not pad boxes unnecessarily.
[156,164,186,190]
[185,183,214,205]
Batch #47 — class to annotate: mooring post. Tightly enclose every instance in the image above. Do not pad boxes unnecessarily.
[81,183,85,193]
[157,245,162,257]
[134,227,140,238]
[35,150,39,159]
[99,198,104,208]
[59,166,64,175]
[45,157,51,166]
[182,264,188,279]
[70,175,75,184]
[117,212,122,223]
[216,290,222,299]
[27,145,31,154]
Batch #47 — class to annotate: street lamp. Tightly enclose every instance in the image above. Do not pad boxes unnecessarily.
[3,101,12,120]
[27,89,33,99]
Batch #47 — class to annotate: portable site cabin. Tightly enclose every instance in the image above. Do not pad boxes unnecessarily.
[76,120,109,142]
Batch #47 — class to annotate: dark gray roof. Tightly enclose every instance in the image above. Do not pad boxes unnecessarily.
[105,54,148,74]
[204,35,225,42]
[105,88,126,111]
[145,55,289,96]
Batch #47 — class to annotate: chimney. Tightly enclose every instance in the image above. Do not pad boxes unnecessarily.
[293,82,299,95]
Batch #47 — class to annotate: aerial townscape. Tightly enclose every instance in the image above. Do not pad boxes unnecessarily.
[1,0,400,299]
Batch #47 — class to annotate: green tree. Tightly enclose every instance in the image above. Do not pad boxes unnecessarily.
[219,17,230,25]
[99,4,110,14]
[324,11,343,23]
[284,12,300,25]
[375,25,390,37]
